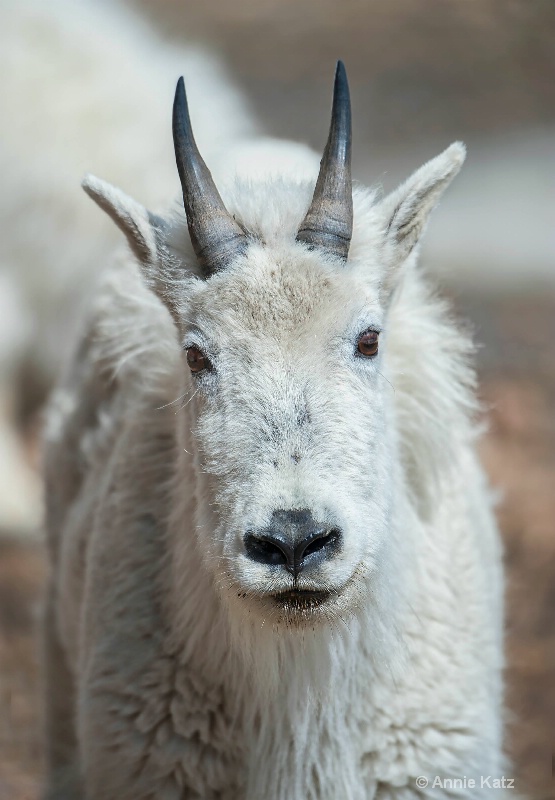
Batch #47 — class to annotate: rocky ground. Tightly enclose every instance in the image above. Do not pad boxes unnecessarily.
[0,289,554,799]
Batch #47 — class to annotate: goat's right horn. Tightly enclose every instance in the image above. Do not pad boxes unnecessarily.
[173,76,247,276]
[296,61,353,262]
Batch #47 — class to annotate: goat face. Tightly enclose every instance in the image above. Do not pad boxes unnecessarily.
[179,239,396,624]
[84,63,464,626]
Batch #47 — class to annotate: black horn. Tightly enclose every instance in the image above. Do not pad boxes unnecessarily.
[296,61,353,261]
[173,76,247,275]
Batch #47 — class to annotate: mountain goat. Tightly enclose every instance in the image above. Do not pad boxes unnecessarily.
[44,62,505,799]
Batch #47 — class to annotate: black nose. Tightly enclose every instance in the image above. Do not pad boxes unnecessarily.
[244,510,341,578]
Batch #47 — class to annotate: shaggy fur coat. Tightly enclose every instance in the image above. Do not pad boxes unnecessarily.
[43,143,505,799]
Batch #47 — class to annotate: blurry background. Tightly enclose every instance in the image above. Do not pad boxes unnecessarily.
[0,0,553,797]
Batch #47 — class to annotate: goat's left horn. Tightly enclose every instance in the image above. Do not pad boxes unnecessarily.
[173,76,247,276]
[296,61,353,261]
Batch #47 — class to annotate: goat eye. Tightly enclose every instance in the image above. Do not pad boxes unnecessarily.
[186,346,209,373]
[357,330,379,357]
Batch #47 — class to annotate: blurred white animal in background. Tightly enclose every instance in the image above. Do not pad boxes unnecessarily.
[0,0,259,535]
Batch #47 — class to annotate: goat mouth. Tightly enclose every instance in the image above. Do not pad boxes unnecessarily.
[271,589,333,610]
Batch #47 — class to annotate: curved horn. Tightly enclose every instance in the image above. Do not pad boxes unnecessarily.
[296,61,353,261]
[173,77,247,275]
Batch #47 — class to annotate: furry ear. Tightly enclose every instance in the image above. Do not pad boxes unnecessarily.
[82,174,164,265]
[381,142,466,269]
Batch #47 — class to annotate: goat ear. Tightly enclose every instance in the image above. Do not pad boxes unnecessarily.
[381,142,466,272]
[82,174,164,265]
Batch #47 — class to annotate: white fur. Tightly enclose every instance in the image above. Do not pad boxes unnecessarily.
[44,116,505,798]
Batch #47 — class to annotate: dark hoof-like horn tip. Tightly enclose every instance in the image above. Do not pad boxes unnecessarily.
[334,61,349,106]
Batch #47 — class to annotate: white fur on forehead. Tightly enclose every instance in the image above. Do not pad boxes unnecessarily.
[186,241,368,337]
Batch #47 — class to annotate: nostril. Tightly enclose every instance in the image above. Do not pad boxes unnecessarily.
[295,527,342,569]
[302,528,341,559]
[244,533,291,567]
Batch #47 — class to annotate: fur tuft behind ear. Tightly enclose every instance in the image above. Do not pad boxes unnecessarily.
[382,142,466,266]
[82,174,161,265]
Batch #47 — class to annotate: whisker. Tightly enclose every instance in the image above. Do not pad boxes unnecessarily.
[377,370,395,393]
[178,387,200,411]
[155,390,190,411]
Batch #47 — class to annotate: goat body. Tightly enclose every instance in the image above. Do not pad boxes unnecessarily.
[43,64,505,800]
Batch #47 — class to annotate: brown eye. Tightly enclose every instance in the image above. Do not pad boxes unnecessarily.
[186,346,209,373]
[357,330,379,357]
